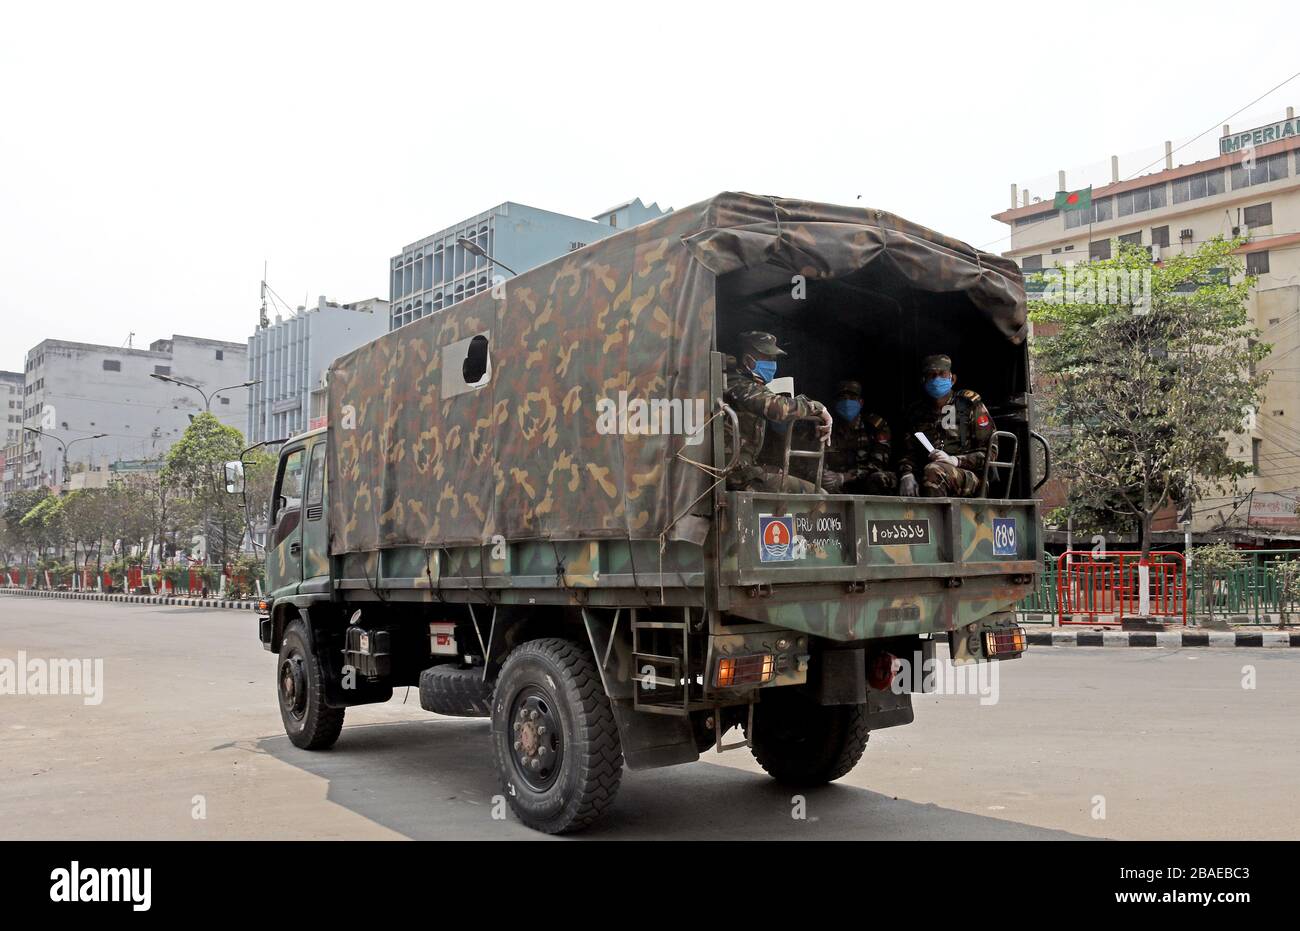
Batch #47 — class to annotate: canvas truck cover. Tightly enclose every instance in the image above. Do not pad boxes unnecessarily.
[327,191,1026,554]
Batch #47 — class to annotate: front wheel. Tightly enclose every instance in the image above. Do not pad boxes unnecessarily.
[745,688,869,786]
[278,619,345,750]
[490,638,623,834]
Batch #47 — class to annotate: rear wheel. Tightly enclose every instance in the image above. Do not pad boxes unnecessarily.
[745,688,869,786]
[278,619,345,750]
[490,638,623,834]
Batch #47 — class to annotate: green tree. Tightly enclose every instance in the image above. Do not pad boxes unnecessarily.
[163,412,247,566]
[19,494,67,563]
[1031,238,1269,558]
[3,487,51,565]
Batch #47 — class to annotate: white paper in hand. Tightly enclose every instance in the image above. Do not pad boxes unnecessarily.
[914,432,935,454]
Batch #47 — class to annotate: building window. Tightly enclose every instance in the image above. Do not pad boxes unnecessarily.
[1150,226,1170,249]
[154,365,170,376]
[1247,251,1270,276]
[102,360,121,372]
[1089,239,1112,261]
[1116,183,1167,217]
[1230,153,1288,190]
[1118,231,1142,246]
[215,349,224,361]
[1253,438,1262,475]
[220,396,231,405]
[1014,210,1057,228]
[1064,197,1113,229]
[1021,255,1042,271]
[1171,168,1225,204]
[1243,203,1273,228]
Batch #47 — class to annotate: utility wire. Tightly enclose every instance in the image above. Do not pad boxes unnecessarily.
[984,70,1300,250]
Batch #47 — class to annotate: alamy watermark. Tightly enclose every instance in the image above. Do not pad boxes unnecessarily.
[0,651,104,705]
[595,391,707,446]
[1032,266,1153,312]
[890,651,1000,706]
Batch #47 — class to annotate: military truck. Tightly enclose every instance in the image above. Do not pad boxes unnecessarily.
[226,193,1047,834]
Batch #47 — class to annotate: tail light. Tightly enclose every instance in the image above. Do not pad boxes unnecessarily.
[868,651,898,690]
[983,626,1027,658]
[714,653,775,688]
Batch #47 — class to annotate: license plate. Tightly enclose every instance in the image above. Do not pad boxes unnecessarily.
[868,519,931,546]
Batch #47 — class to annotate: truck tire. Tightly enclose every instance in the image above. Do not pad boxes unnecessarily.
[745,688,869,787]
[419,663,493,717]
[490,638,623,834]
[278,619,345,750]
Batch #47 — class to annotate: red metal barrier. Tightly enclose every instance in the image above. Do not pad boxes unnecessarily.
[1056,551,1187,626]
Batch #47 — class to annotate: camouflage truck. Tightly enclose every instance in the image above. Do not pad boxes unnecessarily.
[226,192,1048,834]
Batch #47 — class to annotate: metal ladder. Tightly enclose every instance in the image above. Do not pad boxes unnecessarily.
[779,414,827,491]
[981,430,1019,497]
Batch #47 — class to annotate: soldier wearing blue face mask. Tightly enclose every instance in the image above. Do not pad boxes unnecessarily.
[897,354,996,498]
[821,380,896,494]
[723,331,832,492]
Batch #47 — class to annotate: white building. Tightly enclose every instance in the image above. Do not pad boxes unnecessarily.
[18,335,249,490]
[246,296,390,444]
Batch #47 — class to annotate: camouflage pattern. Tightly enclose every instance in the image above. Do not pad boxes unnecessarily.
[716,493,1038,640]
[736,330,787,358]
[897,389,997,497]
[723,353,824,492]
[327,192,1025,554]
[821,401,895,495]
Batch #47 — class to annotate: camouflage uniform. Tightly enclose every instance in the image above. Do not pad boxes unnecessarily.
[897,357,997,497]
[723,333,827,493]
[821,380,896,494]
[897,390,996,497]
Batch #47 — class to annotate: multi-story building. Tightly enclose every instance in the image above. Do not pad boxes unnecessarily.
[245,296,389,444]
[17,335,248,491]
[388,197,666,330]
[993,107,1300,539]
[1,371,22,448]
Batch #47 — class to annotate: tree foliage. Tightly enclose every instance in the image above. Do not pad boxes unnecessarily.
[1030,238,1269,554]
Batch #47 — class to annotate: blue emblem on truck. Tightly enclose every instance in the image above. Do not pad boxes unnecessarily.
[759,516,796,562]
[992,518,1017,556]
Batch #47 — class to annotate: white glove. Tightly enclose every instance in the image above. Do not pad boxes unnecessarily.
[815,406,833,445]
[899,474,919,497]
[929,449,959,467]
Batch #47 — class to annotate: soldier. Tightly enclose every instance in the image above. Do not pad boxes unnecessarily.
[822,380,897,494]
[723,331,832,492]
[897,354,996,498]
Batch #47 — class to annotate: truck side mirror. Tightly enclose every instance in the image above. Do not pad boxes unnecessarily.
[224,460,245,494]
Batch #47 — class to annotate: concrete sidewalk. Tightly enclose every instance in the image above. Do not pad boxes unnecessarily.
[0,587,256,611]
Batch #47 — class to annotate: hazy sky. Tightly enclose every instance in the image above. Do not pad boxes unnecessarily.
[2,0,1297,372]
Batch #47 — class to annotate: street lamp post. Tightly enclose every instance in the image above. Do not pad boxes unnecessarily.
[149,373,259,411]
[457,236,518,277]
[23,427,107,489]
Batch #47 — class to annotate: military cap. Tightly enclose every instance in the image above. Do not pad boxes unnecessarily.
[921,353,953,373]
[738,331,787,357]
[835,379,863,397]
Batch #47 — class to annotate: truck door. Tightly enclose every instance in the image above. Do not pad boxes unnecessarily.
[299,440,329,586]
[267,445,306,595]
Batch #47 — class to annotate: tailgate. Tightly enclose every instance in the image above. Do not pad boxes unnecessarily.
[717,492,1041,640]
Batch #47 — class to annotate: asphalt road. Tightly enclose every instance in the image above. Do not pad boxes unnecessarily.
[1,597,1297,840]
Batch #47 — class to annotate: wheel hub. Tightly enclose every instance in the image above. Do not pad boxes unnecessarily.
[509,689,563,791]
[280,655,307,720]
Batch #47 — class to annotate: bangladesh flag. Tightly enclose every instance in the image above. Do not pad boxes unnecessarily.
[1053,187,1092,211]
